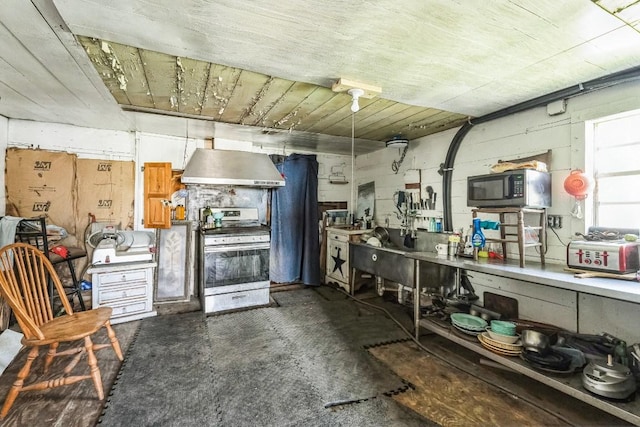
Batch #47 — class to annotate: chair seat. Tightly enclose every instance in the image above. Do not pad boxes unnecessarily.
[23,307,113,346]
[48,246,87,264]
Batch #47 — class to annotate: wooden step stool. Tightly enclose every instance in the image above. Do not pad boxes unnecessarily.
[471,207,547,268]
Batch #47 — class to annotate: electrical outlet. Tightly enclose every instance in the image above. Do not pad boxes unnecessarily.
[548,214,562,229]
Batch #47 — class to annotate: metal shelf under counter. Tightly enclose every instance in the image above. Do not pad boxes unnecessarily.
[408,252,640,425]
[420,318,640,425]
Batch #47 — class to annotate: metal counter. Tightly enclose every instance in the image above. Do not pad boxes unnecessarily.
[406,251,640,304]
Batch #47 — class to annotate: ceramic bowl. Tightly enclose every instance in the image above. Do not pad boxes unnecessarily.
[490,320,516,336]
[486,327,520,344]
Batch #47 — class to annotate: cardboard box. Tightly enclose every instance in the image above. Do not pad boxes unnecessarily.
[6,150,136,279]
[5,148,77,237]
[75,159,135,237]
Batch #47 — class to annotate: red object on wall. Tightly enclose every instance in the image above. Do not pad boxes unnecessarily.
[563,169,593,200]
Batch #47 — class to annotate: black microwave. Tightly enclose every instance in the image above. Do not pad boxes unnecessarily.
[467,169,551,208]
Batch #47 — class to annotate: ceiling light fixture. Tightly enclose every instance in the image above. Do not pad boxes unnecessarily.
[331,78,382,114]
[348,88,365,113]
[386,136,409,149]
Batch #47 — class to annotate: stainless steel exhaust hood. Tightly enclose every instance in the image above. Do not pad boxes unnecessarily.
[181,148,285,187]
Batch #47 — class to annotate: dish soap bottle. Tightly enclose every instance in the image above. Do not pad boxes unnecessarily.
[471,218,485,255]
[202,206,213,225]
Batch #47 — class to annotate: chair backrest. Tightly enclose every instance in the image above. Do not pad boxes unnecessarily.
[0,243,74,340]
[14,217,50,255]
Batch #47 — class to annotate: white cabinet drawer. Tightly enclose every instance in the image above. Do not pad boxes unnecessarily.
[205,287,269,313]
[328,232,349,243]
[108,299,153,318]
[98,283,148,305]
[99,269,149,286]
[90,264,157,324]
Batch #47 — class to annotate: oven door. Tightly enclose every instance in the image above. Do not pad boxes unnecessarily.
[202,242,270,295]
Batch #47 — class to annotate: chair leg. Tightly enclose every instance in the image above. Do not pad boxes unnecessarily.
[84,336,104,400]
[0,346,39,419]
[104,321,124,361]
[66,259,86,311]
[44,342,59,373]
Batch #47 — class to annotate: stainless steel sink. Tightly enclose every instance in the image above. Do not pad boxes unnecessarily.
[350,241,454,293]
[350,242,414,285]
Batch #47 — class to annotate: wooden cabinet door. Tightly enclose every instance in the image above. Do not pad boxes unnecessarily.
[144,162,171,229]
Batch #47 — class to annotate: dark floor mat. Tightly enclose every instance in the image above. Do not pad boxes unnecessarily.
[101,290,432,426]
[296,348,405,403]
[271,286,324,306]
[99,312,221,427]
[214,357,322,427]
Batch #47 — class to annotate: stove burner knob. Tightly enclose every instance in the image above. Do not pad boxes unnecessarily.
[593,259,601,265]
[584,259,592,264]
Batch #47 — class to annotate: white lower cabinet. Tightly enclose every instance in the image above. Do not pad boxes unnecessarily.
[88,262,157,324]
[325,227,368,292]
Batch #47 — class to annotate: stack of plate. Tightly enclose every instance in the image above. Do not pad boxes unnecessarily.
[450,313,488,336]
[478,332,523,356]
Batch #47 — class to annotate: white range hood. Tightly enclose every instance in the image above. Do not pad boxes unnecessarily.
[181,148,285,187]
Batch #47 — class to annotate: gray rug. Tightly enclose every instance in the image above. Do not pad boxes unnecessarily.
[99,286,435,426]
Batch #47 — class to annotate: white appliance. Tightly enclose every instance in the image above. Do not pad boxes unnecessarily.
[198,207,271,314]
[88,225,155,265]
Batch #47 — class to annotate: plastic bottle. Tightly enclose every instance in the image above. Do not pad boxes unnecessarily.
[471,218,486,249]
[203,206,213,224]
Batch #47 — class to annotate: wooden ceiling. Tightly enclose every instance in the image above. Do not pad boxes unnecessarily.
[78,37,468,144]
[3,1,640,155]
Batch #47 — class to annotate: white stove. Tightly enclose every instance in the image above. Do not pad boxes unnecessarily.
[198,207,271,314]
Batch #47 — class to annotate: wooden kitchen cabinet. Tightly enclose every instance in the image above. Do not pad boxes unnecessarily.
[325,227,368,293]
[88,262,157,324]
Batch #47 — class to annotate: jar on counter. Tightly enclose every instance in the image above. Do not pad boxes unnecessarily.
[175,204,185,220]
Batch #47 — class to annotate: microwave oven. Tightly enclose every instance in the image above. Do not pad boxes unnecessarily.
[467,169,551,208]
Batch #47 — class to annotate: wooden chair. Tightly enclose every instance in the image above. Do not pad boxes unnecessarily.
[0,242,123,419]
[14,217,87,311]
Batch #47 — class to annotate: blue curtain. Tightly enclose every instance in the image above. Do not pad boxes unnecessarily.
[270,154,320,285]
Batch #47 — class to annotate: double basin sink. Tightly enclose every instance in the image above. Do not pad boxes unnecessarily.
[350,231,453,290]
[350,241,416,286]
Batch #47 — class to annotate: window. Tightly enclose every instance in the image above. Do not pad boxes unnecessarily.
[590,110,640,230]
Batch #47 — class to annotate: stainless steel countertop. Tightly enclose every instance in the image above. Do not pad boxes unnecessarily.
[405,251,640,304]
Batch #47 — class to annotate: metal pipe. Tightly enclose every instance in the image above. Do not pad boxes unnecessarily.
[441,65,640,231]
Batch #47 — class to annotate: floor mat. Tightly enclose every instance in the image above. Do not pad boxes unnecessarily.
[99,312,221,427]
[100,288,433,426]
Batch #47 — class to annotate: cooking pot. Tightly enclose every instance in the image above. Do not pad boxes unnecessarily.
[521,329,551,355]
[372,226,390,245]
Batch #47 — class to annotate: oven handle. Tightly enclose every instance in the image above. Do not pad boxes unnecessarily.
[204,242,270,253]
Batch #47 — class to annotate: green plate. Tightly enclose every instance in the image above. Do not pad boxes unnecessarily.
[450,313,488,331]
